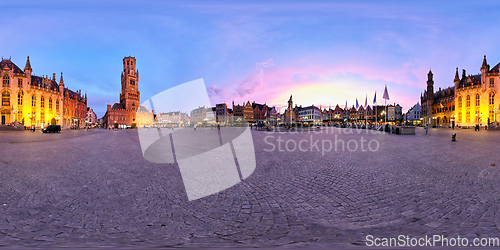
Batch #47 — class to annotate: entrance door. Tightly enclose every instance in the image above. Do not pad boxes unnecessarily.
[51,118,56,125]
[1,115,5,125]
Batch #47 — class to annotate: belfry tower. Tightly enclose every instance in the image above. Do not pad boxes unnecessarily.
[120,56,140,111]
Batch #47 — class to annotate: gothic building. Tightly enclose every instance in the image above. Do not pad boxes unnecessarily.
[421,55,500,128]
[102,56,153,128]
[0,56,86,128]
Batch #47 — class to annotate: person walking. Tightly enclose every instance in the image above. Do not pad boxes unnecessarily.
[425,125,428,135]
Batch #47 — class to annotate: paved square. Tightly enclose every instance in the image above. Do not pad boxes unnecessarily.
[0,127,499,248]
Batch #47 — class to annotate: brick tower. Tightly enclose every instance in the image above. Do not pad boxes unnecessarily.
[120,56,140,111]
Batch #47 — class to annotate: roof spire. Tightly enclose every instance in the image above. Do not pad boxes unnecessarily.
[454,67,459,81]
[481,55,489,70]
[60,72,64,84]
[25,56,32,70]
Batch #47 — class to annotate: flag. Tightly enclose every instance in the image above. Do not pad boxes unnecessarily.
[364,95,368,108]
[356,98,359,109]
[373,91,377,104]
[383,85,390,100]
[264,109,267,117]
[345,100,347,110]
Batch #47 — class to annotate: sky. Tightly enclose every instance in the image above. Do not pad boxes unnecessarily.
[1,0,500,117]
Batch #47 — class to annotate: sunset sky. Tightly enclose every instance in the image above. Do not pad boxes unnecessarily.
[2,1,500,117]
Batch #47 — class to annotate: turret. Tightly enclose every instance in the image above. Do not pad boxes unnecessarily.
[481,55,489,90]
[59,72,64,93]
[24,56,32,90]
[454,67,460,90]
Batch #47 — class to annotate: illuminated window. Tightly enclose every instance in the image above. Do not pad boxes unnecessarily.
[2,74,9,88]
[18,110,22,122]
[49,98,53,110]
[41,96,45,108]
[2,90,9,106]
[458,96,462,108]
[41,112,45,124]
[32,95,36,107]
[18,79,22,88]
[490,92,495,105]
[466,95,470,107]
[475,93,480,106]
[490,78,494,88]
[466,110,470,123]
[56,99,60,112]
[458,112,462,123]
[17,92,22,106]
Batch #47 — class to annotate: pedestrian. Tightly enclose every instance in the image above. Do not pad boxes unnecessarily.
[425,125,428,135]
[194,124,196,131]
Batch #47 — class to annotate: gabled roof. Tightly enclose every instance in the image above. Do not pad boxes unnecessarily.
[490,63,500,73]
[111,103,125,110]
[0,59,24,74]
[31,76,59,91]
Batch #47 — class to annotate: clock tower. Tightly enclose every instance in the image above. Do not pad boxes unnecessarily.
[120,56,140,111]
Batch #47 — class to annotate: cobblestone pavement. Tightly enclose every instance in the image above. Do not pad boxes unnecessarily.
[0,127,500,248]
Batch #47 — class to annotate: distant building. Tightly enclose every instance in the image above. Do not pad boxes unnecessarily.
[283,95,298,124]
[102,56,153,129]
[404,102,421,125]
[86,107,97,126]
[298,105,321,124]
[190,106,206,126]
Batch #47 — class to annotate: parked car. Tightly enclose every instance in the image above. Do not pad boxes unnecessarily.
[42,125,61,133]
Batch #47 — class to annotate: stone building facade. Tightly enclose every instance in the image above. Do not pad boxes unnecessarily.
[0,56,86,129]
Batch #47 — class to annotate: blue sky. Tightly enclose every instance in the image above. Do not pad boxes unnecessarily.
[2,1,500,117]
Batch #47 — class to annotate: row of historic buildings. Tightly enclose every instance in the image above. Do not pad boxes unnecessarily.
[421,55,500,128]
[0,57,87,128]
[282,95,403,125]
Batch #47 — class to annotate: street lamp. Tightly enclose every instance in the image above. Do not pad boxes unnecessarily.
[381,111,386,125]
[494,108,498,123]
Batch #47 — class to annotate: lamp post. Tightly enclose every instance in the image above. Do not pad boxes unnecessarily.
[381,111,386,125]
[450,115,455,129]
[494,108,498,123]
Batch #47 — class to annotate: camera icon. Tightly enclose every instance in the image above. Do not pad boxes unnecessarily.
[137,79,256,201]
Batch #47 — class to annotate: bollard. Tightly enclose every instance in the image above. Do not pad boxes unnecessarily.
[452,133,456,141]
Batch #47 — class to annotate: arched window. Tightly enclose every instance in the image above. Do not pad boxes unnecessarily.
[458,96,462,108]
[49,97,53,110]
[40,96,45,108]
[32,95,36,107]
[2,74,9,88]
[2,90,9,106]
[56,99,60,112]
[489,92,495,105]
[475,93,480,106]
[466,95,470,107]
[17,92,23,106]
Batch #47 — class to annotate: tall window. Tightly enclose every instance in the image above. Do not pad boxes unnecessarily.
[2,90,9,106]
[32,95,36,107]
[41,112,45,124]
[466,110,470,123]
[40,96,45,108]
[18,110,22,122]
[2,74,9,88]
[130,79,135,86]
[18,79,22,88]
[458,96,462,108]
[466,95,470,107]
[458,112,462,123]
[49,98,53,110]
[17,92,23,106]
[475,93,480,107]
[490,92,495,105]
[56,99,60,112]
[490,78,495,88]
